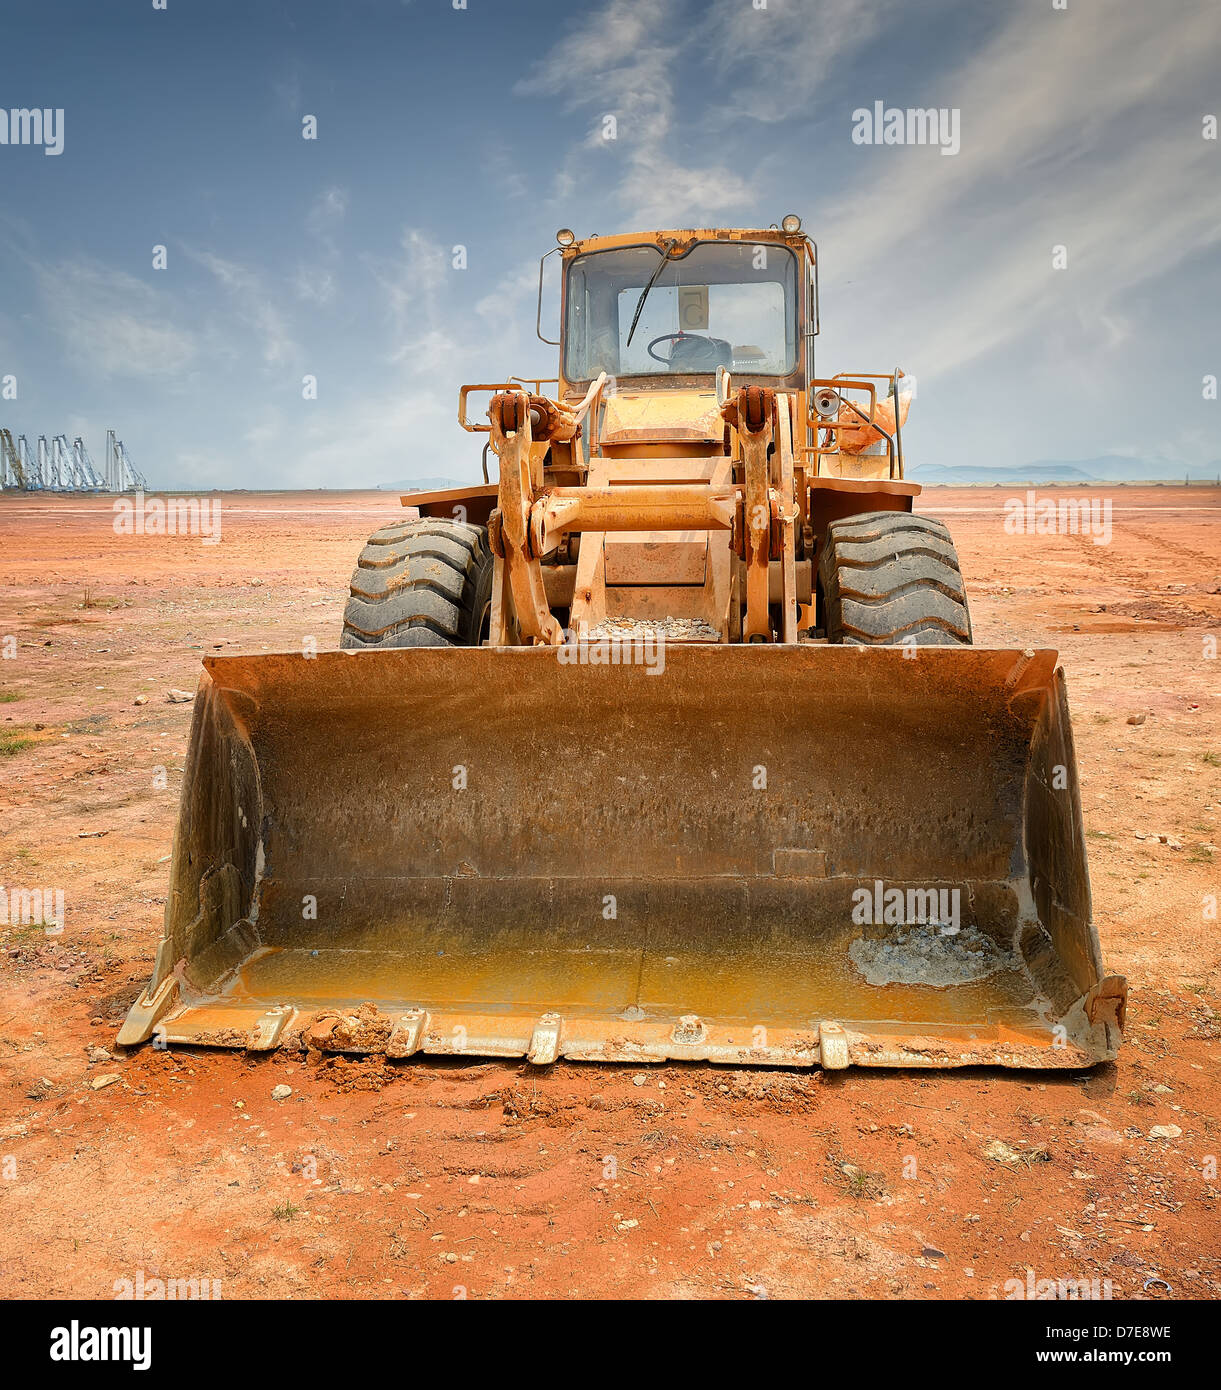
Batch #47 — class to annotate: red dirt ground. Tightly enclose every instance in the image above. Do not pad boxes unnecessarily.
[0,486,1218,1300]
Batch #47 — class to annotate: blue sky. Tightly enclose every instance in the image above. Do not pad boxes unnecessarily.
[0,0,1217,488]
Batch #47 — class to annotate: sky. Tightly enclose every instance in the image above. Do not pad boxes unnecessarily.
[0,0,1217,489]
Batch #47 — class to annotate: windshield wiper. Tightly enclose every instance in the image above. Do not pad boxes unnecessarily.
[625,239,677,347]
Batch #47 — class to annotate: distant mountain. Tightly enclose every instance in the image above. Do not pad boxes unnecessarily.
[379,476,467,492]
[910,457,1221,485]
[1030,456,1221,482]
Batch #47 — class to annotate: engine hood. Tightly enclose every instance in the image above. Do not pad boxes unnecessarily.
[599,388,725,446]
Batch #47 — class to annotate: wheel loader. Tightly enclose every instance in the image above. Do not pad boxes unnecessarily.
[120,220,1126,1069]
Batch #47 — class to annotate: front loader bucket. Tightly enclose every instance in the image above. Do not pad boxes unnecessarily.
[120,646,1124,1068]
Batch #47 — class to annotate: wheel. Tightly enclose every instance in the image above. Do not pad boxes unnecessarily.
[340,518,494,648]
[818,511,972,646]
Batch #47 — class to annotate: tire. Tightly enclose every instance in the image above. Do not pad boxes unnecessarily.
[818,511,972,646]
[340,518,494,648]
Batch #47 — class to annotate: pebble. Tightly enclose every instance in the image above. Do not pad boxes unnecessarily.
[1078,1124,1124,1149]
[272,1085,293,1101]
[89,1073,120,1090]
[1149,1124,1182,1140]
[982,1139,1022,1165]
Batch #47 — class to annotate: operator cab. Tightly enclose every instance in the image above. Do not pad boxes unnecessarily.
[563,238,801,386]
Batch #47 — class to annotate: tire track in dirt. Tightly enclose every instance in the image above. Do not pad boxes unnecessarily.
[1062,520,1220,628]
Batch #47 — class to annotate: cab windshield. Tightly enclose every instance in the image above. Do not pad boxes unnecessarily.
[564,241,799,383]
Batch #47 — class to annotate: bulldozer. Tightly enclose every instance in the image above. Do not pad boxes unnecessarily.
[120,220,1126,1069]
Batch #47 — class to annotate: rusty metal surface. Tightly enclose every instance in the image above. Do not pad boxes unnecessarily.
[732,386,774,641]
[120,646,1123,1068]
[534,485,737,555]
[600,389,726,444]
[806,477,920,498]
[490,391,562,645]
[398,482,498,511]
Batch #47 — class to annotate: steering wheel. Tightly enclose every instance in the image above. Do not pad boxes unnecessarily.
[647,331,709,363]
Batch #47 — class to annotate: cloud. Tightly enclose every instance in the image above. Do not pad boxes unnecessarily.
[167,228,518,489]
[294,186,348,304]
[188,249,298,366]
[616,154,751,228]
[306,186,348,249]
[292,386,466,486]
[515,0,751,227]
[514,0,664,116]
[367,228,461,370]
[700,0,907,123]
[32,258,197,380]
[293,266,336,305]
[475,262,539,328]
[806,0,1221,381]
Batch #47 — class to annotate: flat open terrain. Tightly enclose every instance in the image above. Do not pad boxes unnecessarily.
[0,486,1218,1300]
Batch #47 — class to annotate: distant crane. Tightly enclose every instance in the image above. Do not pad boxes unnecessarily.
[116,439,147,490]
[0,427,147,491]
[37,435,55,489]
[16,435,40,489]
[0,428,24,488]
[51,435,78,490]
[72,437,105,490]
[50,435,100,491]
[102,429,145,491]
